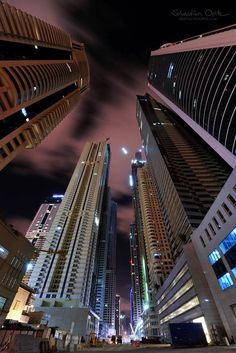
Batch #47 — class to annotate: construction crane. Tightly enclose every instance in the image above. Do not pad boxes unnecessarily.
[32,248,67,258]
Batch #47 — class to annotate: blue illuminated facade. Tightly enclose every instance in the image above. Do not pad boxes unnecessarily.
[208,227,236,290]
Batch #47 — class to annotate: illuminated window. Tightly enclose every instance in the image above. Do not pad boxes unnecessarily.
[160,296,200,324]
[13,300,21,310]
[0,245,9,259]
[158,279,194,314]
[0,296,7,311]
[219,227,236,254]
[167,62,174,79]
[208,249,221,265]
[218,273,234,290]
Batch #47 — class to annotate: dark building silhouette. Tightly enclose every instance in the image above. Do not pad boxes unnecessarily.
[136,94,231,259]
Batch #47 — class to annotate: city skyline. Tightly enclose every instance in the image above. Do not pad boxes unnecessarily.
[0,0,235,312]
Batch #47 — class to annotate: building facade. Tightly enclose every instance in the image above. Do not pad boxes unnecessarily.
[0,219,34,325]
[137,165,174,290]
[191,167,236,342]
[129,224,142,334]
[148,25,236,167]
[115,294,120,336]
[0,1,89,170]
[90,190,117,337]
[102,199,117,337]
[136,94,231,260]
[23,195,63,284]
[130,154,174,338]
[156,242,226,344]
[28,141,110,337]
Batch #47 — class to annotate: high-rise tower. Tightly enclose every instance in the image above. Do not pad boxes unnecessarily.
[130,157,174,338]
[137,94,231,259]
[129,224,142,335]
[0,1,89,170]
[90,190,117,337]
[28,141,110,336]
[115,294,121,336]
[103,198,117,336]
[148,25,236,167]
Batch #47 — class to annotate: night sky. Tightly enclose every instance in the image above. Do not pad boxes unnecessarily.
[1,0,234,312]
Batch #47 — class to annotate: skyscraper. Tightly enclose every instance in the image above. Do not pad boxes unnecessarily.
[129,224,142,333]
[148,25,236,167]
[91,190,117,337]
[130,158,174,338]
[137,94,231,259]
[115,294,120,336]
[28,141,110,337]
[23,194,63,284]
[103,199,117,337]
[0,1,89,170]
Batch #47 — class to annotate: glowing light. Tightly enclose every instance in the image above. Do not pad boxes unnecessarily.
[21,108,27,117]
[121,147,128,155]
[66,63,72,72]
[34,45,38,49]
[129,174,133,187]
[53,194,64,199]
[26,263,33,271]
[95,216,99,226]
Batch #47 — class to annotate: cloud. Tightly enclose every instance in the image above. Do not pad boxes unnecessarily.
[6,216,31,235]
[120,296,130,313]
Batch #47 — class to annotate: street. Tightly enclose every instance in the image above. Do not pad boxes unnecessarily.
[77,343,236,352]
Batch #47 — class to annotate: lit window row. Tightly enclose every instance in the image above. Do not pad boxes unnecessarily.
[157,263,188,305]
[208,228,236,290]
[160,296,200,324]
[158,279,194,314]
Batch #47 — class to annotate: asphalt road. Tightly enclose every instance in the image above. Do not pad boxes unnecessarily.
[76,343,236,352]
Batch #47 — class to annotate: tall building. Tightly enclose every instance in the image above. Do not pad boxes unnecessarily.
[23,194,63,284]
[0,219,34,325]
[129,224,142,333]
[148,25,236,167]
[28,141,110,337]
[115,294,120,336]
[137,94,231,260]
[103,199,117,337]
[191,168,236,341]
[90,190,117,337]
[0,1,89,170]
[130,157,174,338]
[137,165,174,289]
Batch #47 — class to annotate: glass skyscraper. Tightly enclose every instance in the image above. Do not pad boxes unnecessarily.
[148,25,236,167]
[137,94,231,259]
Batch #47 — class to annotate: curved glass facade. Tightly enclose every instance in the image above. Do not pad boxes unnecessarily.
[148,45,236,156]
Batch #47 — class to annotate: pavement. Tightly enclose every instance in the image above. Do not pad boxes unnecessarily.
[74,343,236,352]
